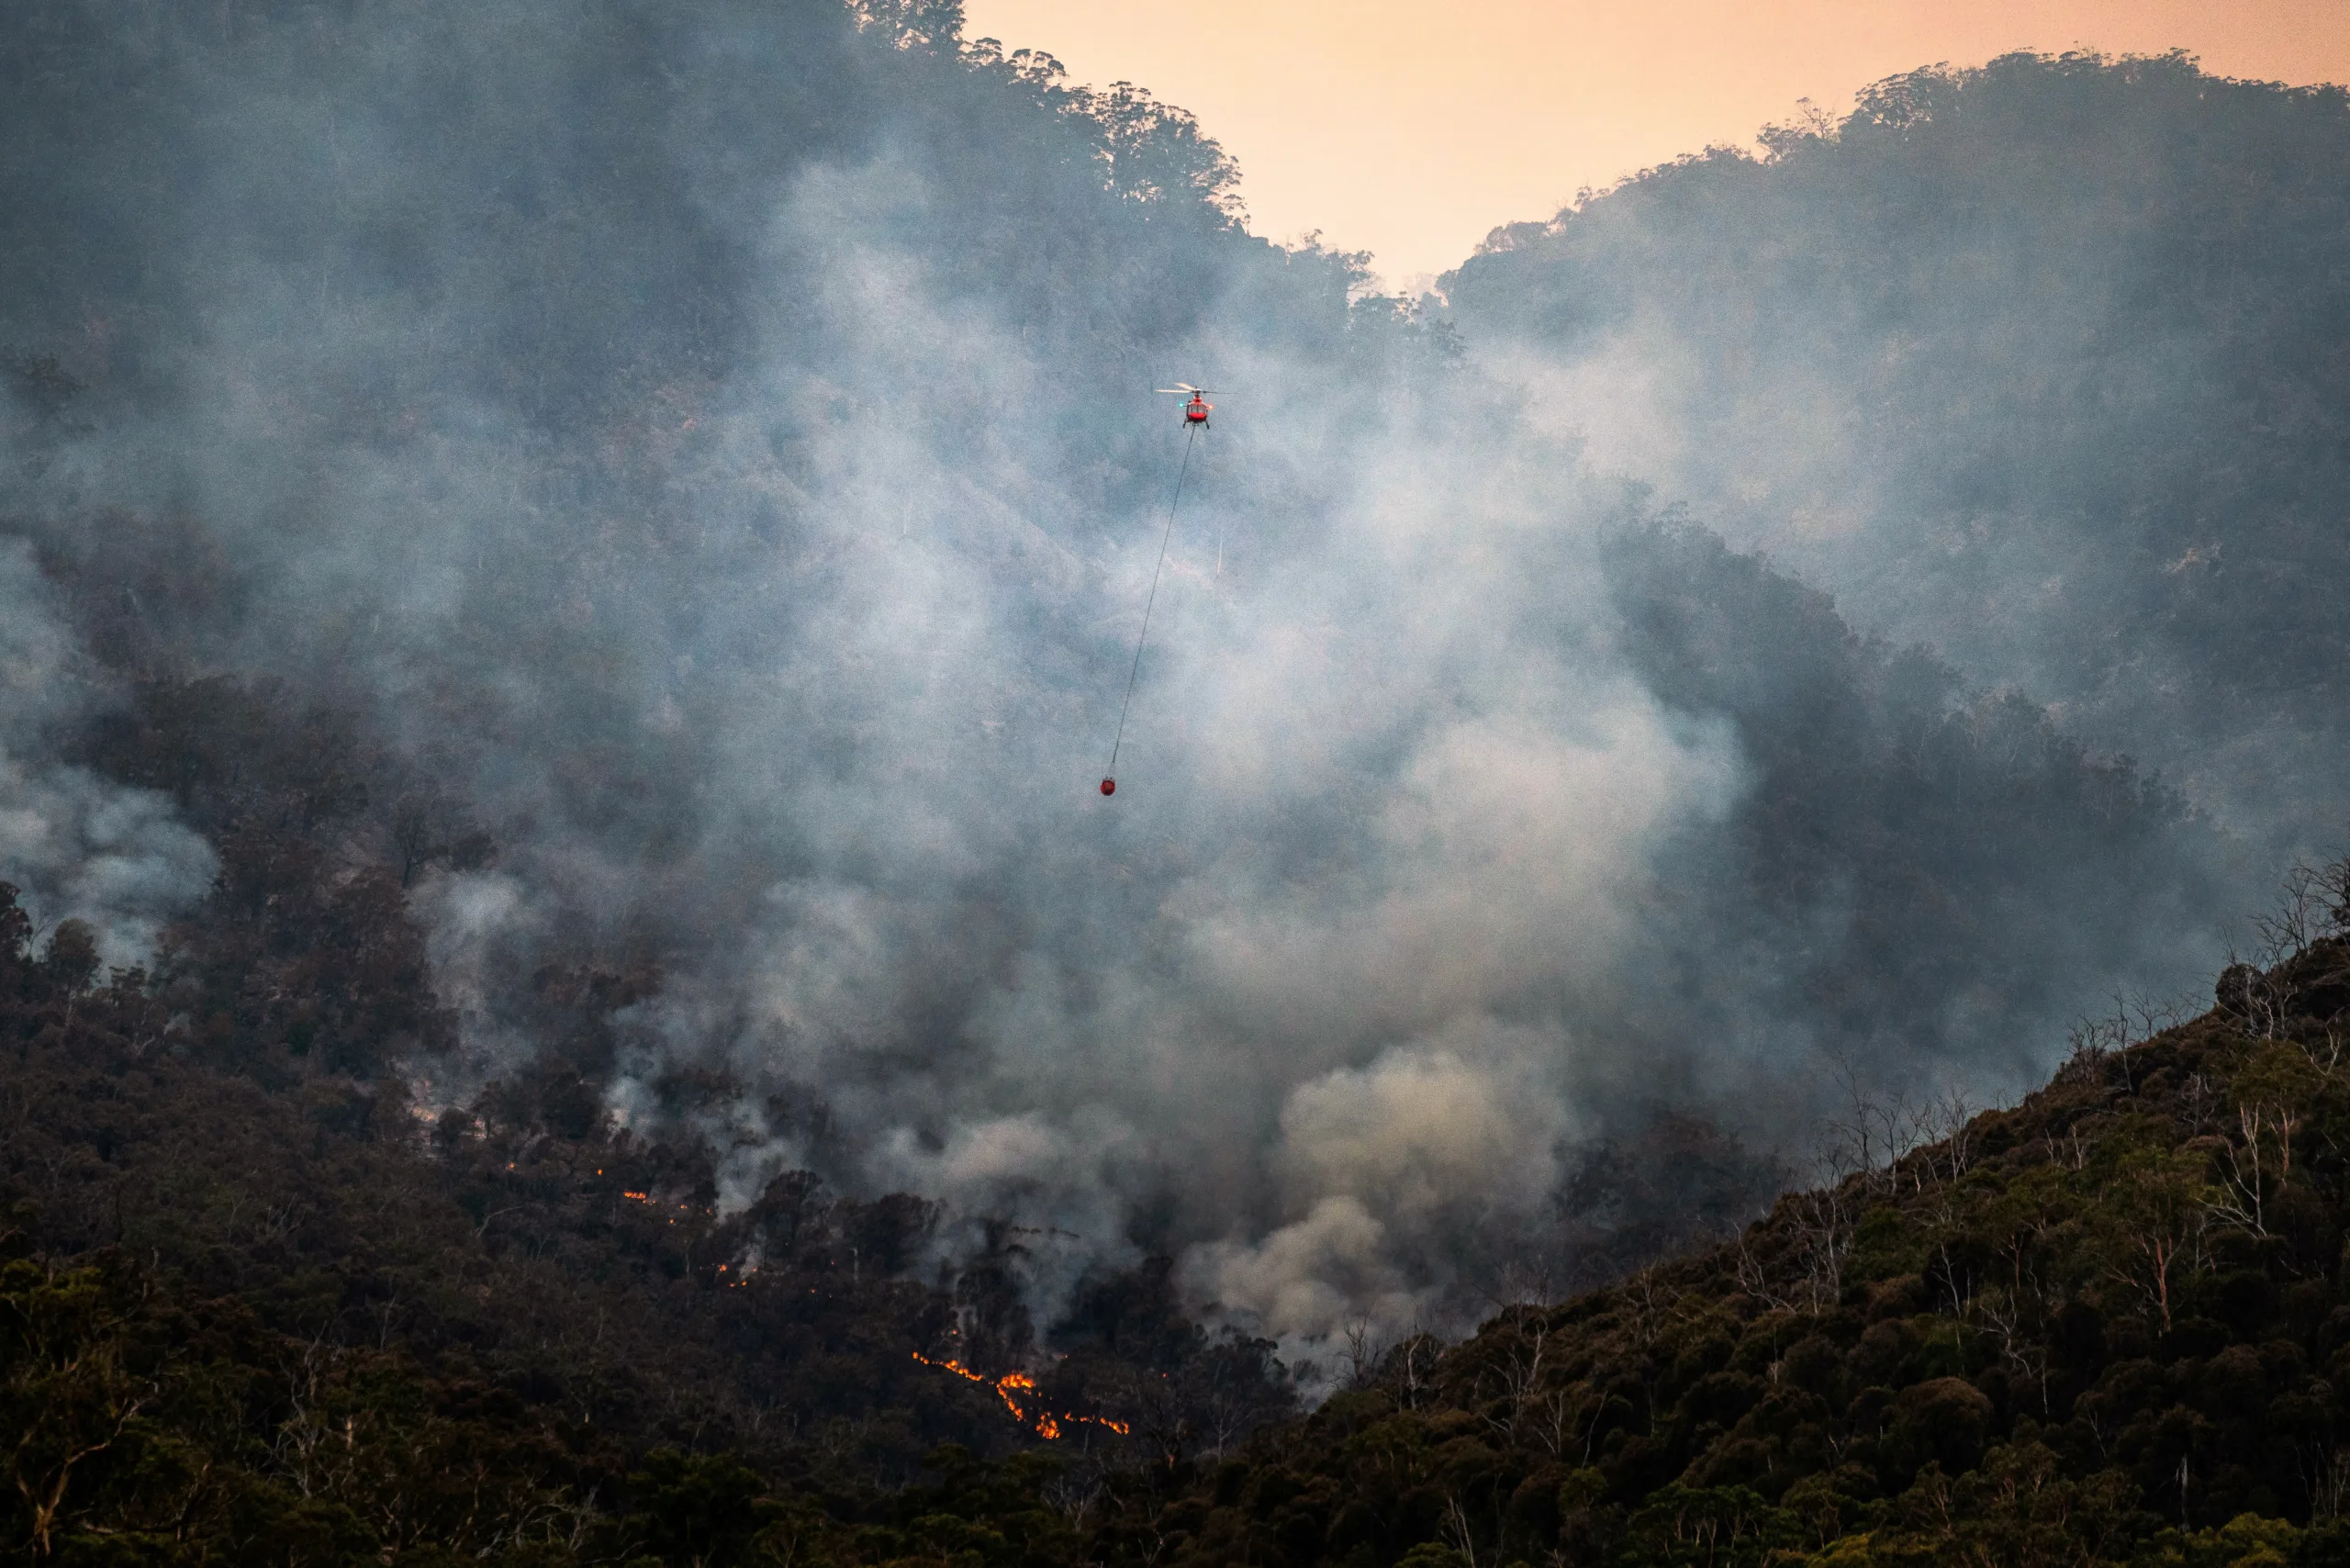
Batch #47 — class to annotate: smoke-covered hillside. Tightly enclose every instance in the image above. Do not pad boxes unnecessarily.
[1450,50,2350,863]
[0,3,2312,1362]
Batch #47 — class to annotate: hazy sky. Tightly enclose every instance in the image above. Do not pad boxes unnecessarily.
[963,0,2350,284]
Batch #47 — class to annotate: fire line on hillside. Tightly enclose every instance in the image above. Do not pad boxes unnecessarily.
[910,1350,1131,1440]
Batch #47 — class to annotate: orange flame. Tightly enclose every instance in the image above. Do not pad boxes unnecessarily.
[909,1352,1130,1439]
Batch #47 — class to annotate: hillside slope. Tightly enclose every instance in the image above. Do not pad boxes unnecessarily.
[12,843,2350,1563]
[0,2,2266,1338]
[1135,917,2350,1567]
[0,864,1294,1563]
[1449,51,2350,858]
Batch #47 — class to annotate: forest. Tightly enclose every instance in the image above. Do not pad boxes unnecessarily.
[10,758,2350,1563]
[1449,49,2350,862]
[4,0,2350,1562]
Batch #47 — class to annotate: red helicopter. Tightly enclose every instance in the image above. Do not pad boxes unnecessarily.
[1101,383,1217,798]
[1158,384,1214,427]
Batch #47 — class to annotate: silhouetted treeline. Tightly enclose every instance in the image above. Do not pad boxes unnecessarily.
[1452,50,2350,859]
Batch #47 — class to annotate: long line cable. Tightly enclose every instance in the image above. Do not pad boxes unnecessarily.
[1105,420,1199,783]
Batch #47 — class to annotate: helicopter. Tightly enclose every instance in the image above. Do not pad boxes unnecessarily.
[1102,383,1216,799]
[1157,384,1214,427]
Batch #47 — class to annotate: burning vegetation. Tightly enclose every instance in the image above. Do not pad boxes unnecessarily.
[910,1350,1132,1440]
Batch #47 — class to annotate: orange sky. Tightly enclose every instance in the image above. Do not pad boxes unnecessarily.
[962,0,2350,286]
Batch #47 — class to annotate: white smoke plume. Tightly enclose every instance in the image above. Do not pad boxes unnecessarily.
[0,6,2251,1354]
[0,539,216,965]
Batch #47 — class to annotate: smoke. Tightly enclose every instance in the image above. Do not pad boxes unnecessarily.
[555,152,1747,1340]
[1447,51,2350,863]
[1190,1019,1586,1337]
[0,7,2262,1350]
[0,537,216,965]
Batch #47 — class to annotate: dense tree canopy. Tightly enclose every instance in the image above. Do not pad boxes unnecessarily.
[8,796,2350,1562]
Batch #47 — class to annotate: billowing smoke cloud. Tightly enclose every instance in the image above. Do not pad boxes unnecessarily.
[0,538,216,963]
[1190,1019,1586,1336]
[0,6,2257,1350]
[515,151,1749,1338]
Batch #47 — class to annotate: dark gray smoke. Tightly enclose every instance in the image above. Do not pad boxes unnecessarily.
[0,7,2269,1350]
